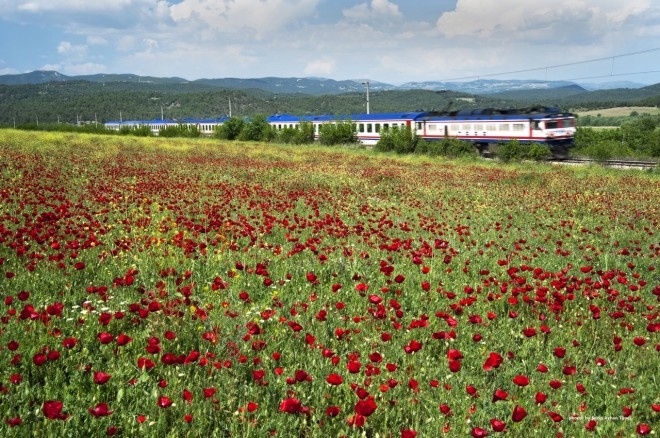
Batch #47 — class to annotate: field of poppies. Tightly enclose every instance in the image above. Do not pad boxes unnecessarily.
[0,130,658,437]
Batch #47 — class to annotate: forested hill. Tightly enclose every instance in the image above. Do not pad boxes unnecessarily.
[0,81,505,125]
[1,75,659,125]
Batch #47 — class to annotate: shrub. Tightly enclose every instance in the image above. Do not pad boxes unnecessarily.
[214,117,245,140]
[497,139,523,162]
[318,119,357,145]
[376,126,418,154]
[238,114,276,142]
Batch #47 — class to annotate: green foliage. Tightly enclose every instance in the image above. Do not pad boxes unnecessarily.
[318,119,357,145]
[159,123,201,138]
[214,117,245,140]
[375,125,419,153]
[118,125,152,136]
[497,139,524,162]
[525,143,552,161]
[238,114,276,142]
[277,121,315,145]
[414,137,477,158]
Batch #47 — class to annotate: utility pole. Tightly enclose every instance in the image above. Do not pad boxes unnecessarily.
[161,105,164,121]
[229,97,232,117]
[362,80,370,114]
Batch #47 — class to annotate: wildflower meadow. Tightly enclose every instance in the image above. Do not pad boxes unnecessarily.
[0,130,658,437]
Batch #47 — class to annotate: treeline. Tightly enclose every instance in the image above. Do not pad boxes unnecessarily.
[573,116,660,159]
[0,81,492,125]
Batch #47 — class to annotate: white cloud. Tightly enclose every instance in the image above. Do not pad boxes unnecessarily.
[57,41,87,56]
[342,0,402,22]
[169,0,319,39]
[303,58,335,76]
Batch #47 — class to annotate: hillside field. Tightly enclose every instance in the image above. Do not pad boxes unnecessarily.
[0,131,658,437]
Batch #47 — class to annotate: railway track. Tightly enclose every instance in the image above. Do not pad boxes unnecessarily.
[554,157,659,170]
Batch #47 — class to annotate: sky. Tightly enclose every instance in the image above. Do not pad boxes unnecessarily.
[1,0,660,85]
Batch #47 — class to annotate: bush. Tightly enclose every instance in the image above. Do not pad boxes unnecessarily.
[525,143,552,161]
[214,117,245,140]
[238,114,276,142]
[318,120,357,146]
[277,121,315,145]
[159,124,201,138]
[497,139,524,162]
[376,126,418,154]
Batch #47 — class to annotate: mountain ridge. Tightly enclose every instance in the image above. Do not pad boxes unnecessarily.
[0,70,652,95]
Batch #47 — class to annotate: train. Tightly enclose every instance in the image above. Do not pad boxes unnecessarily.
[105,106,576,157]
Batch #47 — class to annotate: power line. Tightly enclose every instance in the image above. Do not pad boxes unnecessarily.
[440,47,660,82]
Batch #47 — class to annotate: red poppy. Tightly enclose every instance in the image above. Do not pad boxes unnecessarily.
[43,400,69,420]
[247,402,258,412]
[157,396,173,408]
[490,418,506,432]
[5,417,22,427]
[483,352,503,371]
[326,373,343,385]
[535,392,548,404]
[547,411,563,422]
[449,360,461,372]
[182,389,193,404]
[279,397,303,414]
[636,424,652,435]
[512,375,529,387]
[203,388,216,398]
[471,427,489,438]
[492,388,508,402]
[88,403,113,417]
[97,332,114,344]
[93,371,111,385]
[62,337,78,349]
[354,398,377,417]
[585,420,597,431]
[325,405,340,417]
[511,405,527,422]
[401,429,417,438]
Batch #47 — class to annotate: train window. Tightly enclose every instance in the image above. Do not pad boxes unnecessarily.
[427,124,436,131]
[462,124,471,131]
[383,123,389,130]
[499,124,509,131]
[416,122,422,130]
[450,124,459,132]
[367,124,372,133]
[545,121,558,129]
[512,124,525,131]
[486,124,496,131]
[359,123,364,132]
[474,124,483,131]
[375,123,381,133]
[562,119,574,128]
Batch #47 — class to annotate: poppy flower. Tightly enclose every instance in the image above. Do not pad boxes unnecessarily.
[326,374,343,385]
[636,424,652,435]
[4,417,22,427]
[62,337,78,349]
[43,400,69,420]
[279,397,302,414]
[490,418,507,432]
[247,402,258,412]
[512,375,529,387]
[535,392,548,404]
[401,429,417,438]
[88,403,113,417]
[325,405,340,417]
[157,396,173,408]
[483,352,503,371]
[97,332,114,344]
[93,371,111,385]
[471,427,489,438]
[354,398,378,417]
[511,405,527,422]
[492,388,508,402]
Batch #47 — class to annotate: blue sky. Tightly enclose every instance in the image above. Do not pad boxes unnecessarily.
[1,0,659,85]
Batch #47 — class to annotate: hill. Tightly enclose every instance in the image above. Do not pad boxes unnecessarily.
[0,70,658,125]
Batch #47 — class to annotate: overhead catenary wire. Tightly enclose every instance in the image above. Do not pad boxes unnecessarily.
[438,47,660,82]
